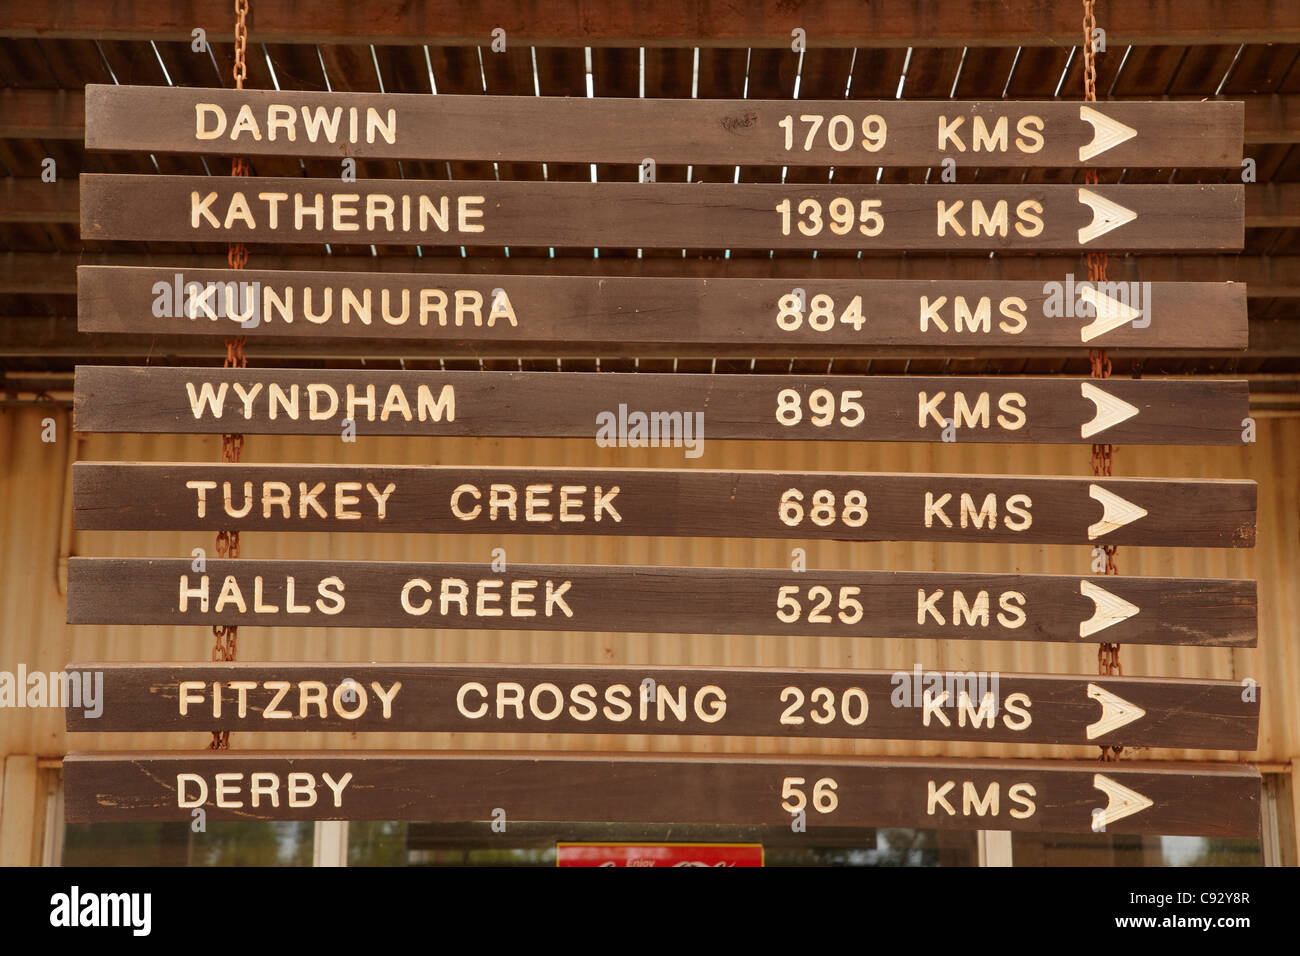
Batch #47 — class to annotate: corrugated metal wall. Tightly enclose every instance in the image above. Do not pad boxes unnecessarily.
[1,405,1295,764]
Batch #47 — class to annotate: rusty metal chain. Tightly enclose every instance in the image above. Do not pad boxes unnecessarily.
[1082,0,1098,104]
[1084,0,1123,761]
[232,0,250,87]
[211,0,251,750]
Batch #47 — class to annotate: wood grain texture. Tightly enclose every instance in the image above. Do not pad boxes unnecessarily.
[2,87,1270,144]
[71,366,1252,445]
[72,463,1258,548]
[61,751,1261,836]
[78,175,1245,251]
[63,662,1262,749]
[83,86,1244,168]
[76,266,1249,350]
[64,558,1258,648]
[11,178,1285,231]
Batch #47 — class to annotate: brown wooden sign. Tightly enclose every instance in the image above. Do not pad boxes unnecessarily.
[64,558,1257,648]
[61,751,1261,835]
[83,86,1244,169]
[79,175,1244,251]
[72,463,1258,548]
[64,662,1261,750]
[76,266,1249,351]
[71,366,1251,446]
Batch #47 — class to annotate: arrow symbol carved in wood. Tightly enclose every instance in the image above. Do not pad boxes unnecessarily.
[1079,580,1140,637]
[1080,382,1140,438]
[1086,682,1147,739]
[1079,105,1138,162]
[1078,188,1138,244]
[1092,773,1154,831]
[1087,484,1149,540]
[1078,284,1144,343]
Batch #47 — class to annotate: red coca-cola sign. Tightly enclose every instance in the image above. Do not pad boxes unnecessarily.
[556,843,764,867]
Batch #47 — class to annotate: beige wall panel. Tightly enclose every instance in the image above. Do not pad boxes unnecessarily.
[0,406,1294,764]
[0,754,38,866]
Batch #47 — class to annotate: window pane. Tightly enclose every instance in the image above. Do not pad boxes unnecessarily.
[1011,831,1262,867]
[62,821,314,866]
[347,821,409,867]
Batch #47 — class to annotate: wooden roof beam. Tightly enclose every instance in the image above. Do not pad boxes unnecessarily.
[0,89,84,139]
[2,0,1298,47]
[0,178,77,223]
[1244,95,1300,145]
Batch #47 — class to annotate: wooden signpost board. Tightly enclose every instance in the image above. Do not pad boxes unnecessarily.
[83,86,1245,169]
[79,175,1245,251]
[67,78,1262,841]
[71,366,1251,446]
[76,265,1249,351]
[64,558,1258,648]
[64,662,1262,750]
[61,751,1261,836]
[72,463,1258,548]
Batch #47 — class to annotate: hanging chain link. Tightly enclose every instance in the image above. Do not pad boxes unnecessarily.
[1082,0,1098,104]
[232,0,250,87]
[211,0,251,750]
[1084,0,1123,760]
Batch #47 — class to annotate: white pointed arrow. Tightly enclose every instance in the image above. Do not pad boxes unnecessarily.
[1091,773,1154,831]
[1087,484,1149,540]
[1080,382,1139,439]
[1079,284,1144,343]
[1086,682,1147,739]
[1079,580,1140,638]
[1078,188,1138,245]
[1079,105,1138,162]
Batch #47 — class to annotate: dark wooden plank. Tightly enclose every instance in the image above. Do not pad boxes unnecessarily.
[71,367,1252,445]
[79,175,1246,251]
[61,751,1261,835]
[63,559,1258,648]
[71,463,1258,547]
[1,179,78,224]
[0,88,84,138]
[1246,183,1300,228]
[4,87,1286,144]
[83,86,1244,168]
[67,178,1300,234]
[63,662,1261,749]
[76,265,1250,350]
[1245,93,1300,144]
